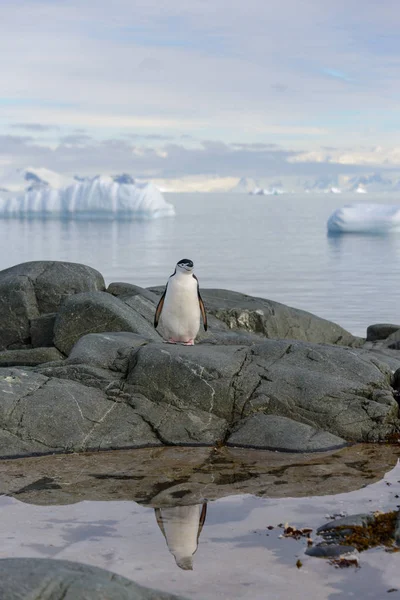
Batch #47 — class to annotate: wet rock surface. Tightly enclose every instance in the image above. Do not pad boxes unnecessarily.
[2,444,399,507]
[0,558,188,600]
[0,261,400,457]
[306,509,400,561]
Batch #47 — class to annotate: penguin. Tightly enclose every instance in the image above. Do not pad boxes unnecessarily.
[154,503,207,570]
[154,258,207,345]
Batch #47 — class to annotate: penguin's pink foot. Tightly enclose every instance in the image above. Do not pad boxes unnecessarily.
[165,339,178,344]
[181,339,194,346]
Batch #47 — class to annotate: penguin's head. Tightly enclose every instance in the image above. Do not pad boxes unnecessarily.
[176,258,194,273]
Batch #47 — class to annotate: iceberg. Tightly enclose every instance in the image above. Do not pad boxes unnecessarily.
[0,166,74,193]
[327,203,400,234]
[0,176,175,220]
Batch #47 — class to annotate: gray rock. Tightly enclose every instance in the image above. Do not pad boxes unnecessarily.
[392,368,400,390]
[0,368,161,457]
[231,340,398,442]
[126,343,247,421]
[67,332,151,373]
[318,513,376,534]
[0,347,63,367]
[386,329,400,350]
[0,369,52,457]
[30,313,56,347]
[123,294,158,325]
[0,558,188,600]
[227,414,347,452]
[388,341,400,350]
[305,545,357,558]
[128,393,227,445]
[366,323,400,342]
[149,287,363,346]
[54,291,161,355]
[131,340,398,443]
[0,261,105,313]
[37,363,124,389]
[108,281,159,303]
[124,339,399,446]
[0,273,38,350]
[395,512,400,546]
[0,261,105,351]
[197,330,262,345]
[1,321,399,457]
[0,429,50,459]
[359,346,400,372]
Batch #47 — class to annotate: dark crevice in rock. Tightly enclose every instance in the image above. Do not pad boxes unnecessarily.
[136,413,171,445]
[226,347,253,439]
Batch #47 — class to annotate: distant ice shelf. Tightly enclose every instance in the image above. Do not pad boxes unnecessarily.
[327,203,400,233]
[249,187,284,196]
[0,176,175,220]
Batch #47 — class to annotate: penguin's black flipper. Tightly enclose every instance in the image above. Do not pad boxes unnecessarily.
[197,503,207,541]
[154,288,166,328]
[154,508,167,539]
[193,275,207,331]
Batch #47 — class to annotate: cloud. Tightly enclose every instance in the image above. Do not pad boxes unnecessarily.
[0,134,393,182]
[59,133,93,145]
[290,146,400,167]
[1,0,400,177]
[231,142,280,150]
[10,123,60,132]
[123,133,174,141]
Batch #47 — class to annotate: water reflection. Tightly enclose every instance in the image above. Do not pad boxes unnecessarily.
[3,445,398,507]
[2,445,400,597]
[327,228,400,260]
[155,503,207,570]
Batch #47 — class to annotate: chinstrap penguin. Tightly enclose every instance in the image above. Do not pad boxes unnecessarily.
[154,258,207,345]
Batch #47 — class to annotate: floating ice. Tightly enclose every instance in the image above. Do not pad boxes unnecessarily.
[327,203,400,233]
[0,166,74,193]
[0,176,175,220]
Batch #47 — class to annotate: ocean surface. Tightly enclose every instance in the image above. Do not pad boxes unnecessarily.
[1,192,400,336]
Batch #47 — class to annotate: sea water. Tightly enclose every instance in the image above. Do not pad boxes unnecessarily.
[1,192,400,336]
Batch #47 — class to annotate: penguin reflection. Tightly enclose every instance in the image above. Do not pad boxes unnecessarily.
[155,503,207,570]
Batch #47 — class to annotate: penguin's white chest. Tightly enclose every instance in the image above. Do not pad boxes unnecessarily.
[160,275,200,341]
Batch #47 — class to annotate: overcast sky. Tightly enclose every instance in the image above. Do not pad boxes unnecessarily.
[1,0,400,179]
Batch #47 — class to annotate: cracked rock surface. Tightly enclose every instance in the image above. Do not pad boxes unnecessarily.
[0,261,400,458]
[1,333,399,457]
